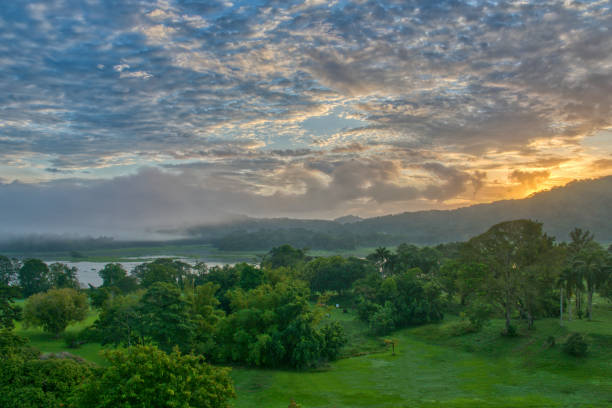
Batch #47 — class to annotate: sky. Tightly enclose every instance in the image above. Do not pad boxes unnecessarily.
[0,0,611,238]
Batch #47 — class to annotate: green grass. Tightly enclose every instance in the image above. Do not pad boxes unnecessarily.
[231,303,612,408]
[14,298,612,407]
[14,304,106,365]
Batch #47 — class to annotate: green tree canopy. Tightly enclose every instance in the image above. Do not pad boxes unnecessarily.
[262,244,307,269]
[71,345,235,408]
[98,263,127,287]
[137,282,195,352]
[18,259,50,298]
[0,284,22,330]
[23,288,88,336]
[0,255,19,286]
[48,262,80,289]
[467,219,554,333]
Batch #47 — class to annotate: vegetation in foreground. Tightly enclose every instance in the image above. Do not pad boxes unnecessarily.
[1,219,612,407]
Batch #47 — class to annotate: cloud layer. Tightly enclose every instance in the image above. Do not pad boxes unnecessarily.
[0,0,611,236]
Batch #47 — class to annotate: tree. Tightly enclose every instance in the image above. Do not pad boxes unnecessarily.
[71,345,235,408]
[567,228,595,318]
[23,288,88,336]
[48,262,80,289]
[18,259,50,297]
[261,244,307,269]
[468,220,553,334]
[573,242,610,320]
[0,255,18,286]
[132,258,193,288]
[303,256,370,295]
[98,263,127,287]
[0,284,22,330]
[367,247,392,277]
[137,282,195,352]
[237,263,264,290]
[187,282,225,356]
[93,292,143,347]
[0,333,94,408]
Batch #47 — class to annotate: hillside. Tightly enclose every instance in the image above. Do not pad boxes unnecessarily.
[2,176,611,254]
[190,175,612,248]
[350,175,612,243]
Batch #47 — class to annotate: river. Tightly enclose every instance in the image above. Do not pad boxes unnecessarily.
[43,258,229,287]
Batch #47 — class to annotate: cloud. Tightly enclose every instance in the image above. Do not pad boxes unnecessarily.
[590,158,612,171]
[509,169,551,189]
[1,0,611,234]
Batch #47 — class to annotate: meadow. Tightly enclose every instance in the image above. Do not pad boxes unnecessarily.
[16,299,612,407]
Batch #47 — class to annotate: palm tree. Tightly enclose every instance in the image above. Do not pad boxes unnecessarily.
[573,242,609,320]
[368,247,392,277]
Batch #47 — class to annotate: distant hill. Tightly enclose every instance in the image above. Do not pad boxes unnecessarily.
[187,175,612,248]
[2,176,611,254]
[334,215,363,224]
[348,175,612,243]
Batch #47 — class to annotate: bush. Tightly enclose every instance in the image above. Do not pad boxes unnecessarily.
[501,324,518,337]
[546,335,555,348]
[63,332,81,349]
[563,333,588,356]
[71,345,235,408]
[463,301,493,331]
[443,320,478,337]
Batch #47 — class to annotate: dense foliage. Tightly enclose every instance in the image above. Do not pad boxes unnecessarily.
[355,270,445,334]
[0,331,94,408]
[1,218,611,406]
[23,288,88,336]
[72,345,235,408]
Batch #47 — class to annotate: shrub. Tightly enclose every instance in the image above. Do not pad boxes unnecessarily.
[563,333,588,356]
[63,332,81,349]
[71,345,235,408]
[443,320,478,337]
[463,301,493,331]
[501,324,517,337]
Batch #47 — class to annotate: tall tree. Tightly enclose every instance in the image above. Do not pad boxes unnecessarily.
[468,220,553,334]
[18,259,51,297]
[0,256,18,286]
[137,282,195,352]
[99,263,127,287]
[573,242,610,320]
[0,284,21,330]
[367,247,392,277]
[48,262,80,289]
[567,228,595,318]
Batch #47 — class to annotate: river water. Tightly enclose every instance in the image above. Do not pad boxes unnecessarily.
[43,258,228,287]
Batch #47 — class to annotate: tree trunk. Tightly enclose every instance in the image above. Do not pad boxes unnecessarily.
[505,305,512,334]
[568,293,572,321]
[527,310,534,330]
[560,289,564,324]
[588,288,594,320]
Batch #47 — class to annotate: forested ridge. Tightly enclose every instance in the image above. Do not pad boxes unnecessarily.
[2,175,610,254]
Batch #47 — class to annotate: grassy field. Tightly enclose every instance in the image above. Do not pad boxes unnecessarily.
[15,299,612,407]
[231,302,612,408]
[14,300,107,365]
